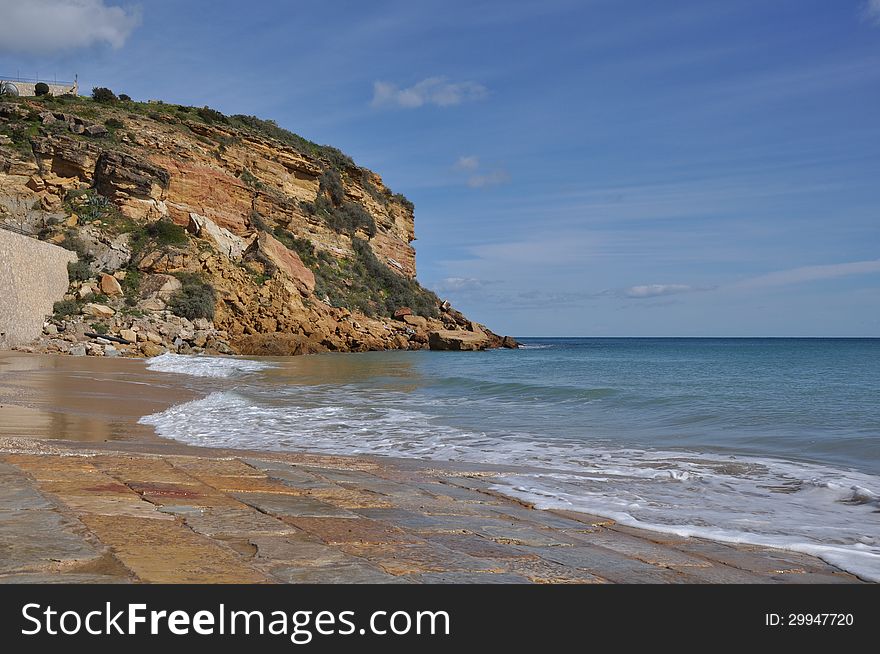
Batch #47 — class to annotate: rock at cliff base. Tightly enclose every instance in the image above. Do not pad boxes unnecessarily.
[393,307,412,319]
[82,303,115,318]
[428,329,491,351]
[140,342,165,357]
[403,314,428,329]
[140,273,182,300]
[248,232,316,294]
[234,333,327,356]
[99,273,123,296]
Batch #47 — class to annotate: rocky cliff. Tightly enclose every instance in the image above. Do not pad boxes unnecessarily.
[0,94,516,357]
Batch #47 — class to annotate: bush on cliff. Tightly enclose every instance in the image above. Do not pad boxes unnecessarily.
[168,273,216,320]
[129,219,188,256]
[67,260,92,282]
[311,238,438,318]
[197,106,228,124]
[52,299,79,320]
[92,87,117,103]
[34,83,50,96]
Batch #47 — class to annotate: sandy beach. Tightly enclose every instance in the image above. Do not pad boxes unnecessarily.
[0,351,865,584]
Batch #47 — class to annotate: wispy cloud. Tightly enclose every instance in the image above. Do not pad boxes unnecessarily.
[467,170,511,188]
[733,259,880,289]
[454,155,480,171]
[623,260,880,300]
[371,77,488,109]
[0,0,141,54]
[624,284,701,299]
[863,0,880,24]
[451,155,510,189]
[432,277,488,293]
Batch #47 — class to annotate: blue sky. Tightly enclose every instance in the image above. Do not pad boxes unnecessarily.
[2,0,879,336]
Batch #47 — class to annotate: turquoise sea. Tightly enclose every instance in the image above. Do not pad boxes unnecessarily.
[141,338,880,580]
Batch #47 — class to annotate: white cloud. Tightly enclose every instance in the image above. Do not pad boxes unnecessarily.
[371,77,488,109]
[733,259,880,289]
[454,155,480,171]
[0,0,141,54]
[624,284,697,299]
[433,277,487,293]
[864,0,880,24]
[624,259,880,300]
[467,169,510,188]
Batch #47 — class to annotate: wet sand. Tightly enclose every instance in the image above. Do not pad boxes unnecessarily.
[0,352,864,583]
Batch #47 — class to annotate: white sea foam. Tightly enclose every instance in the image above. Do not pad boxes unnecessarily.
[140,390,880,581]
[145,353,276,378]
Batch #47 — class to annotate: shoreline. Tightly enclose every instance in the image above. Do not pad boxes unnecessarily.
[0,350,866,583]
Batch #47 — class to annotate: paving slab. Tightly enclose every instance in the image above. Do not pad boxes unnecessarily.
[232,492,359,518]
[80,514,269,583]
[283,516,425,545]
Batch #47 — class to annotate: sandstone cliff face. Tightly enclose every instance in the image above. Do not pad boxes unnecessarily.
[0,95,515,356]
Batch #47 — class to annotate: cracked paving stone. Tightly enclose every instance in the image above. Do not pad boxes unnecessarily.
[268,562,410,584]
[405,571,533,584]
[0,509,103,573]
[162,506,297,537]
[337,542,508,576]
[519,545,715,584]
[231,492,359,518]
[79,514,269,583]
[282,516,424,545]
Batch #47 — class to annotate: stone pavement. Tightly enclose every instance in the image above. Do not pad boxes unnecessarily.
[0,441,864,584]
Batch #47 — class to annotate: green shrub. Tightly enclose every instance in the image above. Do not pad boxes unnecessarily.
[67,260,92,282]
[128,219,188,257]
[118,94,131,102]
[120,268,141,305]
[239,167,262,189]
[249,211,269,232]
[52,300,80,319]
[92,87,117,103]
[309,238,438,318]
[197,106,228,124]
[60,231,93,261]
[90,322,109,335]
[273,228,318,268]
[34,82,50,96]
[325,202,376,237]
[392,193,415,213]
[319,169,345,205]
[168,273,216,320]
[227,114,355,167]
[104,118,124,129]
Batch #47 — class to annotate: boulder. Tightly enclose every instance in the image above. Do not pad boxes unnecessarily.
[119,329,137,343]
[82,303,115,318]
[76,284,94,300]
[233,333,327,356]
[140,342,165,357]
[247,232,315,294]
[402,314,428,329]
[139,298,165,312]
[428,329,491,351]
[140,273,181,300]
[393,307,412,319]
[188,212,251,260]
[99,273,123,296]
[69,344,87,356]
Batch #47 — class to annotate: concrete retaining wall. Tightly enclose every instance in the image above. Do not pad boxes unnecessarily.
[0,229,75,349]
